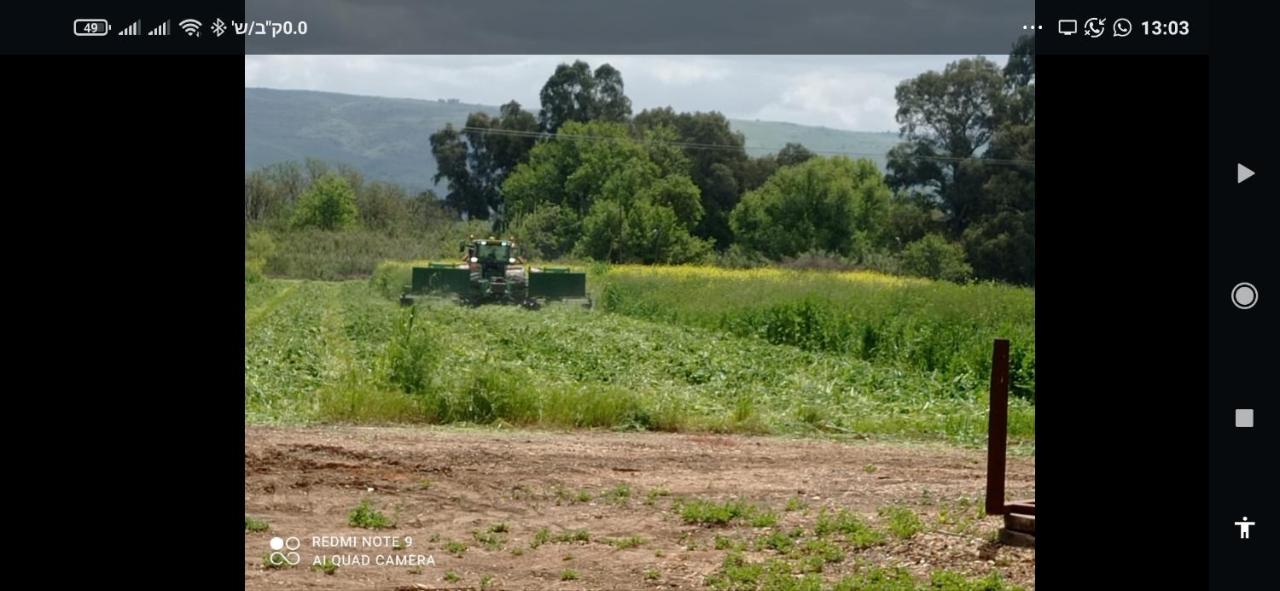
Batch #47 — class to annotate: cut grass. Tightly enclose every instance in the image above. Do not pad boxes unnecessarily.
[246,278,1034,445]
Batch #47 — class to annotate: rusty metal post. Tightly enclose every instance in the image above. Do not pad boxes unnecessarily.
[985,338,1010,516]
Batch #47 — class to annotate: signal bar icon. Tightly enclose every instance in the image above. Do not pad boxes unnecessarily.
[147,20,169,36]
[118,20,141,36]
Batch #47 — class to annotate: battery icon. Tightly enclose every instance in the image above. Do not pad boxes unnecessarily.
[73,19,111,36]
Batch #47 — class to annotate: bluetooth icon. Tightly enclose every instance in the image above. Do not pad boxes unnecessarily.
[211,18,227,37]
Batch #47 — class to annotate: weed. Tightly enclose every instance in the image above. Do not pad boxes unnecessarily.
[348,499,394,529]
[879,506,924,539]
[609,536,646,549]
[245,516,269,533]
[312,558,338,575]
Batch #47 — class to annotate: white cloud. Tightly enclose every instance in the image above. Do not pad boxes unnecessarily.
[244,55,1006,132]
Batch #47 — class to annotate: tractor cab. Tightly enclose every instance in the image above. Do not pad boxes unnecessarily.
[464,238,518,280]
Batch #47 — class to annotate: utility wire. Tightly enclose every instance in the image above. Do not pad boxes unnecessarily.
[457,125,1035,167]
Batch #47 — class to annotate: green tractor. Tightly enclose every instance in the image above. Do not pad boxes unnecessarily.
[399,237,590,310]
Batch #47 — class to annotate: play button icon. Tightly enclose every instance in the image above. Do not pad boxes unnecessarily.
[1238,163,1255,184]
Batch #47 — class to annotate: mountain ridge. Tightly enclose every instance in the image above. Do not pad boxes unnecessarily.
[245,87,902,193]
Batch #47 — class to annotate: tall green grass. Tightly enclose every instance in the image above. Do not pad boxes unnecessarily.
[595,266,1035,401]
[253,221,490,280]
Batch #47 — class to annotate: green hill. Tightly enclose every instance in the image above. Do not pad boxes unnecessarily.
[245,88,902,193]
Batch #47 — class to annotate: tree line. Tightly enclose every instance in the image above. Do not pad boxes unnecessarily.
[246,38,1033,284]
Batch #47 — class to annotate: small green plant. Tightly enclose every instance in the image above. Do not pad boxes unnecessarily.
[429,533,441,543]
[644,567,660,580]
[480,575,495,589]
[799,539,844,564]
[444,570,461,582]
[560,569,580,581]
[418,478,433,490]
[245,516,270,532]
[785,497,808,512]
[864,464,878,474]
[312,558,338,575]
[678,498,755,526]
[511,546,525,556]
[348,499,394,529]
[704,552,807,591]
[937,497,984,535]
[553,529,591,544]
[831,566,917,591]
[749,509,779,527]
[608,536,645,549]
[408,566,423,575]
[756,530,794,553]
[714,535,734,550]
[575,489,593,503]
[473,529,505,550]
[645,487,671,506]
[814,508,886,548]
[879,506,924,539]
[531,527,551,548]
[444,540,468,556]
[604,484,632,504]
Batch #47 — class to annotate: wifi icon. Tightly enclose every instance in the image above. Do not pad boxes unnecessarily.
[178,19,202,37]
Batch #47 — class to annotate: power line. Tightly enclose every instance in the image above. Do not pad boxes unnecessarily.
[457,126,1034,167]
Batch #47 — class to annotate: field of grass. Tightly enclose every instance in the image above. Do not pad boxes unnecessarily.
[595,265,1035,401]
[245,264,1034,445]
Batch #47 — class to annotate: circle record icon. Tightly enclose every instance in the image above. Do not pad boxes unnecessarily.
[1231,282,1258,310]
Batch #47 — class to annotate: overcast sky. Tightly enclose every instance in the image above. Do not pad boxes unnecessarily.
[244,55,1007,132]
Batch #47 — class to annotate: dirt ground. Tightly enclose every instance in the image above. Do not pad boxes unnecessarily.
[245,426,1034,590]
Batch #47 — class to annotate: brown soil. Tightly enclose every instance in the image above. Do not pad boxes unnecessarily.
[245,426,1034,590]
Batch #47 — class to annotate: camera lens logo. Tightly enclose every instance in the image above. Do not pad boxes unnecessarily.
[179,19,203,37]
[268,536,301,566]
